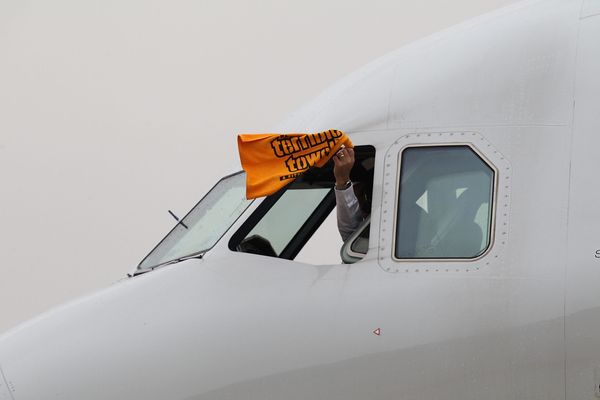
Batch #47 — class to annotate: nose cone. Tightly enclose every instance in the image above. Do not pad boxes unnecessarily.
[0,259,238,399]
[0,256,347,400]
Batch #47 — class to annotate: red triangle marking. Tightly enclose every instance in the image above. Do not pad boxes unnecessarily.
[373,328,381,336]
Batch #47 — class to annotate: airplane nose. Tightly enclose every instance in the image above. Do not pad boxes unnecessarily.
[0,257,337,399]
[0,258,265,399]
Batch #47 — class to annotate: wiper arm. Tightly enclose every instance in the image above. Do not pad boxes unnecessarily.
[131,252,205,277]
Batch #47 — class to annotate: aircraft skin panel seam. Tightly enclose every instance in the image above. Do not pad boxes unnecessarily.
[564,7,585,400]
[349,124,569,135]
[384,65,401,130]
[581,12,600,19]
[0,366,15,400]
[565,8,590,400]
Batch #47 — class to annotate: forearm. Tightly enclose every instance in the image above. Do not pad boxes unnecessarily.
[335,184,363,241]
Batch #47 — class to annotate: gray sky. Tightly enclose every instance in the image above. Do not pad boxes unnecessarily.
[0,0,519,334]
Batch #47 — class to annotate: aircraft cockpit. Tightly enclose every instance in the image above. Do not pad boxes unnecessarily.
[137,145,376,272]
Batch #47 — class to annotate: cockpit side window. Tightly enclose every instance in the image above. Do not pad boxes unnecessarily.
[394,145,495,260]
[232,187,335,259]
[229,145,376,263]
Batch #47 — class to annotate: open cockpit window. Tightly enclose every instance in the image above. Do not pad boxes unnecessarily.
[138,172,253,271]
[394,145,495,260]
[230,146,376,264]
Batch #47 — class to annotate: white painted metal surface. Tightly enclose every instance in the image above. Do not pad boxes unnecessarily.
[566,9,600,400]
[582,0,600,18]
[0,0,598,398]
[0,367,12,400]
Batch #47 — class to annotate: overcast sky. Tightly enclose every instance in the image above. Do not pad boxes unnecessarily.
[0,0,519,334]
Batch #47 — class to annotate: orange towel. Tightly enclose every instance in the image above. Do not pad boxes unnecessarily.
[238,129,353,199]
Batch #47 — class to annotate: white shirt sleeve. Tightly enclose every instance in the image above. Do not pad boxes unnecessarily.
[335,183,363,242]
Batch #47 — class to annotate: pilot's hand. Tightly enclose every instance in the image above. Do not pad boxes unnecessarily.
[333,147,355,189]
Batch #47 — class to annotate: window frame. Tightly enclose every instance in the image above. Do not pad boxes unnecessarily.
[391,143,498,263]
[229,144,377,262]
[228,185,336,260]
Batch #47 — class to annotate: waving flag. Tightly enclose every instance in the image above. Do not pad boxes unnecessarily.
[238,129,352,199]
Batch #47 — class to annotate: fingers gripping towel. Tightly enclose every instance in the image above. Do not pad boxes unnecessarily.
[238,129,352,199]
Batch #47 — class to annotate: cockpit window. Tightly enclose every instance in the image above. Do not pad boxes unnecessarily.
[230,145,376,263]
[229,183,336,260]
[395,146,495,259]
[242,187,333,257]
[138,172,252,271]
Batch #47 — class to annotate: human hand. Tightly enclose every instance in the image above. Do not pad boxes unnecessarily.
[333,147,355,188]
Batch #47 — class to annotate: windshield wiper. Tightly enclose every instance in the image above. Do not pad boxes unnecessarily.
[131,251,205,277]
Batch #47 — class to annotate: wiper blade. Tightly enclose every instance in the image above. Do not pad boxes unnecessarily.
[131,252,205,277]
